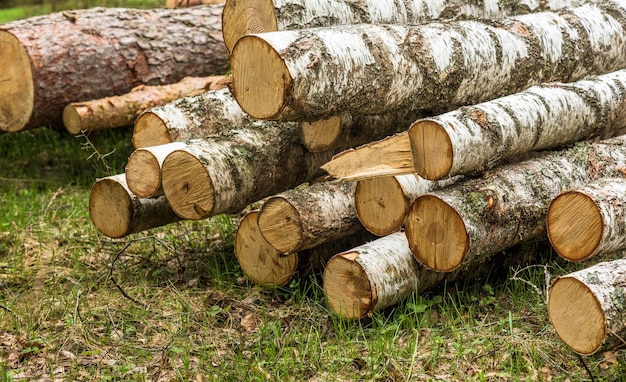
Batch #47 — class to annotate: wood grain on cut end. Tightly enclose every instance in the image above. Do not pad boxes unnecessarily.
[161,150,214,220]
[409,120,453,180]
[257,197,303,253]
[133,111,172,149]
[231,35,290,119]
[300,116,343,152]
[62,104,83,134]
[89,177,133,239]
[0,31,33,133]
[405,194,468,272]
[548,276,605,355]
[355,177,407,236]
[222,0,278,53]
[126,149,162,198]
[323,252,372,319]
[547,191,603,262]
[235,211,298,286]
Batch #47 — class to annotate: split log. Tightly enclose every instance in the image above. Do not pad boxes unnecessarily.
[222,0,587,53]
[231,2,626,121]
[89,174,181,239]
[257,181,361,254]
[547,178,626,263]
[548,257,626,355]
[405,136,626,273]
[63,75,226,134]
[410,69,626,180]
[125,142,188,199]
[0,5,228,133]
[355,174,459,237]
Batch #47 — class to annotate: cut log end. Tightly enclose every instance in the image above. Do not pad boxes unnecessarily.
[89,177,133,239]
[323,252,373,319]
[547,191,603,262]
[161,150,214,220]
[133,111,172,149]
[235,211,298,286]
[62,104,83,135]
[409,120,453,180]
[548,276,606,355]
[300,116,343,152]
[0,31,33,133]
[126,149,162,198]
[405,194,468,272]
[231,35,291,120]
[257,197,303,253]
[222,0,278,53]
[355,177,408,236]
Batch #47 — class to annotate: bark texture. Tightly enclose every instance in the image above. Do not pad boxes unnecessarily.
[167,0,224,7]
[410,69,626,180]
[125,142,188,199]
[549,257,626,355]
[0,5,228,132]
[89,174,182,239]
[231,2,626,121]
[547,177,626,262]
[405,136,626,273]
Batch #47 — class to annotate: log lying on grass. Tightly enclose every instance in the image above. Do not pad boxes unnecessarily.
[167,0,224,7]
[63,75,226,134]
[549,257,626,355]
[0,5,228,133]
[89,174,181,238]
[547,178,626,263]
[231,2,626,121]
[125,142,188,199]
[406,136,626,273]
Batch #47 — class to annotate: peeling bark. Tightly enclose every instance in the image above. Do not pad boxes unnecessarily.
[125,142,188,199]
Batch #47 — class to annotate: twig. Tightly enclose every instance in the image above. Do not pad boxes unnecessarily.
[108,239,148,309]
[509,264,552,304]
[73,290,82,323]
[77,131,115,172]
[577,353,595,382]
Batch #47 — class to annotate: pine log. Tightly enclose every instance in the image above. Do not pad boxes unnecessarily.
[63,76,226,134]
[547,178,626,263]
[89,174,181,238]
[231,2,626,121]
[0,5,228,133]
[257,181,361,254]
[167,0,224,7]
[125,142,188,199]
[410,69,626,180]
[548,258,626,355]
[355,174,459,237]
[221,0,587,54]
[405,136,626,273]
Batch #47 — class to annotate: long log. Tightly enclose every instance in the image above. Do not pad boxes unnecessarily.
[410,69,626,180]
[0,5,228,133]
[221,0,588,53]
[125,142,188,199]
[257,181,361,254]
[63,76,226,134]
[89,174,182,238]
[547,177,626,262]
[231,2,626,121]
[549,257,626,355]
[405,136,626,273]
[167,0,224,7]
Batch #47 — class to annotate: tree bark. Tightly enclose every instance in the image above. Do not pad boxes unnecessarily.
[548,257,626,355]
[0,5,228,133]
[547,177,626,263]
[89,174,182,239]
[410,69,626,180]
[405,136,626,273]
[167,0,224,8]
[125,142,188,199]
[257,181,361,253]
[231,2,626,121]
[63,76,226,134]
[222,0,588,54]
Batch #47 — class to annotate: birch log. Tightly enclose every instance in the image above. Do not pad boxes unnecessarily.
[257,181,361,254]
[125,142,188,199]
[221,0,587,53]
[63,76,226,134]
[547,178,626,262]
[405,136,626,273]
[231,2,626,121]
[549,258,626,355]
[410,69,626,180]
[89,174,181,239]
[0,5,228,133]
